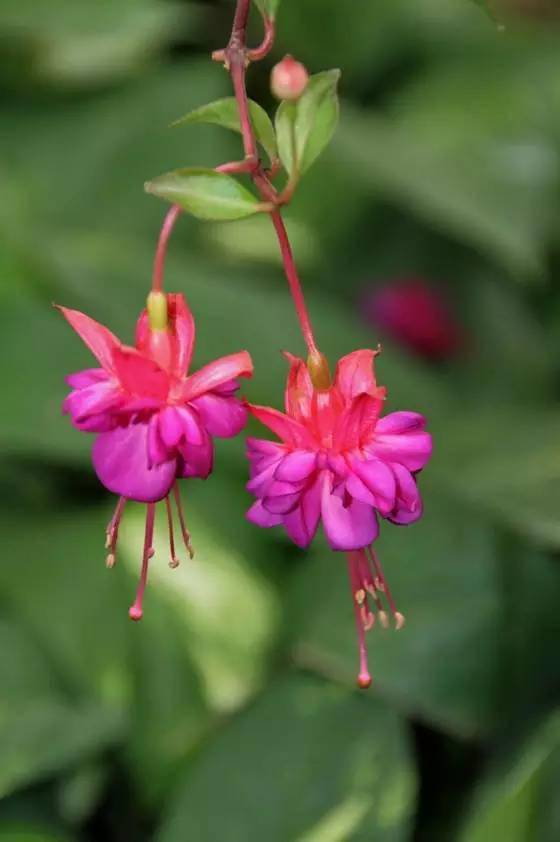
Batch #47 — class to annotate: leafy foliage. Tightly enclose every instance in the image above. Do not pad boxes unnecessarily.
[1,0,560,840]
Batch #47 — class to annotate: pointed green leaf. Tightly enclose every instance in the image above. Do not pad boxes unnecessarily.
[145,168,264,221]
[172,97,278,164]
[275,69,340,178]
[253,0,280,19]
[157,673,416,842]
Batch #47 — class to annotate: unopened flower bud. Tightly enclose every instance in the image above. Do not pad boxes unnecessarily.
[271,55,309,101]
[307,350,331,391]
[147,290,168,331]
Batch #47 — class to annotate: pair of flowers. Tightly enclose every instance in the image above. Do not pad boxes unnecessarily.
[59,286,431,687]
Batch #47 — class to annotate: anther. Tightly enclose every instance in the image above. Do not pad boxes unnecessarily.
[361,607,375,631]
[378,610,389,629]
[355,588,366,606]
[395,612,406,630]
[105,553,116,569]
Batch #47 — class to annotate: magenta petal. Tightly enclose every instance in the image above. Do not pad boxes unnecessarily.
[389,463,423,524]
[353,457,396,515]
[274,450,317,483]
[190,393,247,438]
[371,431,432,472]
[321,471,378,551]
[177,431,213,479]
[247,460,282,495]
[63,382,122,425]
[246,500,283,528]
[148,414,172,467]
[66,368,108,389]
[376,412,426,435]
[262,492,301,515]
[93,423,176,503]
[345,472,376,506]
[283,475,321,548]
[159,406,185,449]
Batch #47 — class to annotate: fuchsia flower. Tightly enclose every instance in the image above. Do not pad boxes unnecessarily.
[363,278,462,361]
[246,348,432,687]
[58,291,252,619]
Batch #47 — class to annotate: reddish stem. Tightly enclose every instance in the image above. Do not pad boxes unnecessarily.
[222,0,319,356]
[152,204,181,293]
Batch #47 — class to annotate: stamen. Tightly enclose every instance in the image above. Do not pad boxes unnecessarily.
[105,497,126,567]
[129,503,156,621]
[173,483,194,559]
[347,553,372,689]
[367,547,406,630]
[165,496,181,568]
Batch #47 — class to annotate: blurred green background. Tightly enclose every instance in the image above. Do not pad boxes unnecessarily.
[1,0,560,839]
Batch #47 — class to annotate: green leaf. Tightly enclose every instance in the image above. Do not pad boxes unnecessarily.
[459,710,560,842]
[253,0,280,19]
[172,97,278,164]
[289,494,506,739]
[145,167,264,221]
[275,69,340,178]
[333,101,551,279]
[157,673,416,842]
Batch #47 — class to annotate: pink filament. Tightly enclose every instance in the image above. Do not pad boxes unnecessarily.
[173,483,194,559]
[129,503,156,621]
[347,552,372,689]
[165,496,180,568]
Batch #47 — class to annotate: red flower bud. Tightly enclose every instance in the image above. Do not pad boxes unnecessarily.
[271,55,309,101]
[363,279,463,362]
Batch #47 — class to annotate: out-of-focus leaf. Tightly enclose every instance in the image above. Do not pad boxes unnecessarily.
[57,763,107,826]
[0,621,122,798]
[145,168,264,220]
[119,492,280,713]
[0,829,72,842]
[276,70,340,177]
[289,492,504,739]
[0,0,192,87]
[335,106,548,278]
[459,710,560,842]
[0,506,211,807]
[172,97,278,164]
[158,673,416,842]
[435,407,560,547]
[253,0,280,19]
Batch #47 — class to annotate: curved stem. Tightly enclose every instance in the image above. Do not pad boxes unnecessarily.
[223,0,320,357]
[152,204,182,294]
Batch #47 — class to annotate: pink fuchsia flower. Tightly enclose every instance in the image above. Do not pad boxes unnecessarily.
[58,291,252,619]
[363,278,462,361]
[245,349,432,687]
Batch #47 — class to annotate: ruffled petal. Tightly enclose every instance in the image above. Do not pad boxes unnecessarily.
[370,430,432,472]
[246,500,283,528]
[182,351,253,401]
[320,471,379,551]
[389,463,423,525]
[283,475,322,548]
[352,457,397,515]
[177,428,214,479]
[56,306,120,372]
[283,352,313,422]
[63,381,122,428]
[334,349,381,401]
[112,347,169,400]
[93,422,176,503]
[65,368,108,389]
[274,450,317,483]
[190,393,248,438]
[375,412,427,435]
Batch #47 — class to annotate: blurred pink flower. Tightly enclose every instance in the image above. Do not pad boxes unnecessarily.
[363,279,462,361]
[246,349,432,686]
[58,293,253,619]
